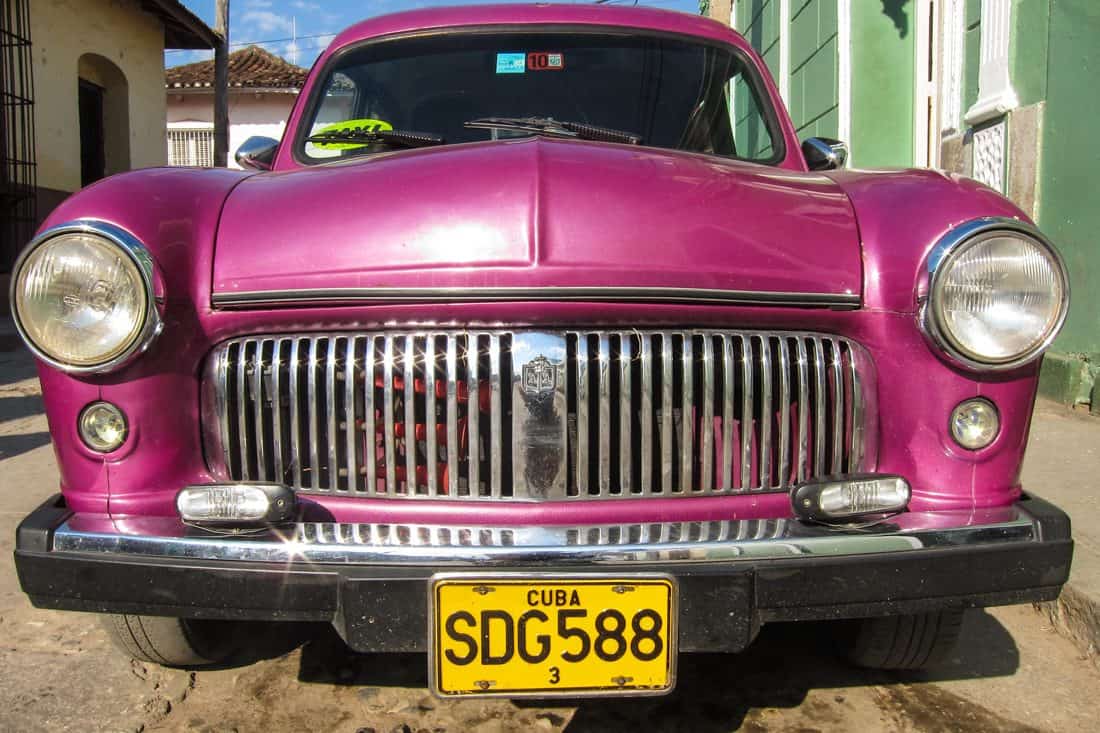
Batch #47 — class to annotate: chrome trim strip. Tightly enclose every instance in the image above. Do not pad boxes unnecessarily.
[575,334,589,494]
[619,334,633,494]
[467,335,480,495]
[680,335,693,493]
[403,335,416,494]
[740,334,753,491]
[796,338,810,483]
[211,286,861,309]
[308,338,321,491]
[813,337,826,477]
[445,336,459,496]
[10,219,163,375]
[759,335,773,489]
[255,339,269,481]
[488,334,502,498]
[700,336,714,492]
[272,339,286,483]
[344,337,357,492]
[364,336,377,495]
[778,337,791,489]
[720,335,734,491]
[52,506,1038,566]
[325,337,339,490]
[640,336,653,493]
[237,342,251,481]
[425,336,438,496]
[830,339,844,475]
[289,339,303,488]
[383,336,396,494]
[660,335,674,492]
[598,333,612,495]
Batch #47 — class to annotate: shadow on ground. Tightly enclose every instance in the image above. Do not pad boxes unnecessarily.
[0,343,40,387]
[214,609,1021,732]
[0,431,51,459]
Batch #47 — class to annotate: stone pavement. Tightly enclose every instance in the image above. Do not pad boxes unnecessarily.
[1022,399,1100,665]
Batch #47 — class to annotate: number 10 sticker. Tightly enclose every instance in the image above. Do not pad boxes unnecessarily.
[528,52,564,71]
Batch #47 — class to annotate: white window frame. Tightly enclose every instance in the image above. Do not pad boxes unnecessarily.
[965,0,1018,125]
[166,123,215,167]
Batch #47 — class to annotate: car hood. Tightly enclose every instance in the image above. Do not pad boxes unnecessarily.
[212,137,861,305]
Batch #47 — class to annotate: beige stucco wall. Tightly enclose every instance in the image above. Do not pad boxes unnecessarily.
[31,0,167,193]
[167,92,298,169]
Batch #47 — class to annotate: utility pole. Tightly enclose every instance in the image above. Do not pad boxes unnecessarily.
[213,0,230,167]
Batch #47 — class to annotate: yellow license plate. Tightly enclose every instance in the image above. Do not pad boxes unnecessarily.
[430,575,676,698]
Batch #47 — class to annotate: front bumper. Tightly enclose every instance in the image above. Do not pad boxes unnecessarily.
[15,494,1072,653]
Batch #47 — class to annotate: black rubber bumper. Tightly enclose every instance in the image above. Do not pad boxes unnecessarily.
[14,494,1073,653]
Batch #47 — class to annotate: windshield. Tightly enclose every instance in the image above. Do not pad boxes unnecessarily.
[298,30,782,163]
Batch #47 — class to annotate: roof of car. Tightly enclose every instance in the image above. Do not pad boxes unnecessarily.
[325,4,746,56]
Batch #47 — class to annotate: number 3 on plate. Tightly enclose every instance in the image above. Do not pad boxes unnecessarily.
[549,666,560,684]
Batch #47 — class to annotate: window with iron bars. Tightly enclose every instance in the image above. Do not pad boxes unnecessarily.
[167,128,215,167]
[1,0,37,270]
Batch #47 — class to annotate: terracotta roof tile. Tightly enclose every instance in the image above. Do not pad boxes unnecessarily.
[165,45,307,90]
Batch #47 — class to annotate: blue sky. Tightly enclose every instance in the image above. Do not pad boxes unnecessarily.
[168,1,702,67]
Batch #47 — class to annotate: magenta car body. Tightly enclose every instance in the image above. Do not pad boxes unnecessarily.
[13,4,1073,695]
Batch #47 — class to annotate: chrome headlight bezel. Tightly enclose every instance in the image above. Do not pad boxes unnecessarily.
[9,220,162,374]
[922,217,1069,371]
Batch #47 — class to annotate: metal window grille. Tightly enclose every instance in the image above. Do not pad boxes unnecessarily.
[167,128,215,167]
[1,0,36,270]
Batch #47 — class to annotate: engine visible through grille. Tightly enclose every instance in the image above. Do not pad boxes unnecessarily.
[203,330,876,500]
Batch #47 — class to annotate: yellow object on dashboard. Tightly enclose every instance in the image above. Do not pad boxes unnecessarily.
[310,118,393,149]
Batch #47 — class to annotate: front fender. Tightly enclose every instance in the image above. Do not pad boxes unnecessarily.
[825,168,1031,314]
[32,167,253,514]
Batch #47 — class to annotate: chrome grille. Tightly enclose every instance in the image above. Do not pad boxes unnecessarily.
[204,330,875,500]
[292,519,787,548]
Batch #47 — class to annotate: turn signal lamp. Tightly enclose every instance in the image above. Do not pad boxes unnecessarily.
[792,476,911,523]
[177,484,296,524]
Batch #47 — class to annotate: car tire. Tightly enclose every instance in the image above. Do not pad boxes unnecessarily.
[100,614,234,667]
[845,609,966,670]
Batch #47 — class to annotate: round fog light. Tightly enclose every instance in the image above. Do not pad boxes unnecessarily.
[950,399,999,450]
[79,401,128,452]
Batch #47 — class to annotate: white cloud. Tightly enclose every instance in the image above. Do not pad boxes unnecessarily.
[291,1,321,10]
[240,9,294,36]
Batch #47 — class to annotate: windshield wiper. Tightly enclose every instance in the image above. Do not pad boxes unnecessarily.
[465,117,642,145]
[306,127,445,150]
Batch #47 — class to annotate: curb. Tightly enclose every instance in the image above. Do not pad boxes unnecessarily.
[1035,583,1100,668]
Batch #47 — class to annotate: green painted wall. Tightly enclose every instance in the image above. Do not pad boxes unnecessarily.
[738,0,782,80]
[1010,0,1050,107]
[964,0,982,113]
[1038,0,1100,354]
[848,1,915,167]
[788,0,839,138]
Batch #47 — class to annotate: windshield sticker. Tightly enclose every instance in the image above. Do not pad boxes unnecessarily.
[495,52,526,74]
[527,52,564,71]
[309,118,393,149]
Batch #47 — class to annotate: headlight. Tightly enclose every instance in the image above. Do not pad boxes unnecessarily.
[10,221,160,373]
[925,219,1068,370]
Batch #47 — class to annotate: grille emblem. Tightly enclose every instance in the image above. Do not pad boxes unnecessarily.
[522,354,556,394]
[512,334,568,499]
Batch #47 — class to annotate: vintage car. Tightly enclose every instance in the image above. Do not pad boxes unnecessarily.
[11,4,1074,698]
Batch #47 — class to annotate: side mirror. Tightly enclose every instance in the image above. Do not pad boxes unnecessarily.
[235,136,279,171]
[801,137,848,171]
